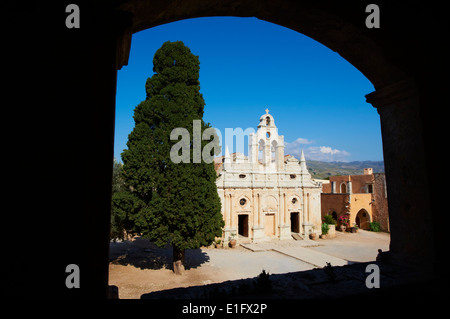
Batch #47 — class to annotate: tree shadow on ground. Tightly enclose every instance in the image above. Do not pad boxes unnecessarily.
[109,236,209,271]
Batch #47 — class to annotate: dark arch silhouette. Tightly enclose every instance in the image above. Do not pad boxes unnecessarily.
[3,0,445,299]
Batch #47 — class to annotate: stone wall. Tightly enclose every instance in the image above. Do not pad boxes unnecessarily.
[373,173,389,232]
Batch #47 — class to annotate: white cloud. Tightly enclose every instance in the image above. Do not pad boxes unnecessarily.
[289,137,314,146]
[305,146,351,162]
[284,137,313,159]
[285,137,350,162]
[285,137,313,158]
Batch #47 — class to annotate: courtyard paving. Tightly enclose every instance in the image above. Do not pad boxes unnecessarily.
[109,230,390,299]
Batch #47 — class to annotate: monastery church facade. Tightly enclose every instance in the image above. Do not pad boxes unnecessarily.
[215,110,322,245]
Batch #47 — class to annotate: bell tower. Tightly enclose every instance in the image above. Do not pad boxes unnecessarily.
[255,109,284,171]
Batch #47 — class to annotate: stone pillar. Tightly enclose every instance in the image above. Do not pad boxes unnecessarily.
[229,193,234,229]
[258,193,262,226]
[301,191,308,238]
[284,193,288,224]
[224,193,236,245]
[331,181,336,194]
[49,8,133,298]
[252,193,264,242]
[265,139,271,167]
[249,133,258,168]
[253,192,258,226]
[276,135,285,171]
[366,79,434,270]
[279,192,291,240]
[223,192,228,229]
[307,193,310,221]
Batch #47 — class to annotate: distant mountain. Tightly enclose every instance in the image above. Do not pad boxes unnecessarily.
[304,160,384,179]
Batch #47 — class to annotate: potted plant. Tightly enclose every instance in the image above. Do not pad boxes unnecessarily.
[228,233,237,248]
[323,215,336,238]
[320,223,329,239]
[214,239,222,248]
[323,215,336,225]
[338,213,350,232]
[350,223,359,233]
[309,226,317,240]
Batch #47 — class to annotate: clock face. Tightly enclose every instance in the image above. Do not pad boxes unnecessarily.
[240,198,247,206]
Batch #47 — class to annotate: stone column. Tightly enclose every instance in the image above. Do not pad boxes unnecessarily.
[249,133,258,168]
[265,139,271,167]
[302,190,310,238]
[331,181,336,194]
[223,192,228,229]
[279,192,283,226]
[279,192,290,240]
[224,193,236,245]
[253,192,258,226]
[229,193,234,229]
[276,135,285,171]
[252,192,264,242]
[284,193,287,224]
[258,193,262,226]
[307,193,310,221]
[366,79,434,270]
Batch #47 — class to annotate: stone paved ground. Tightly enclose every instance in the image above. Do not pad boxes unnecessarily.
[308,229,390,262]
[109,230,390,299]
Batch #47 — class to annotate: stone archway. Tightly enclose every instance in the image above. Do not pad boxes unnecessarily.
[2,0,445,300]
[7,0,437,298]
[356,209,371,230]
[111,0,433,274]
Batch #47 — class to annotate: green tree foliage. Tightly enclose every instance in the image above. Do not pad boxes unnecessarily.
[110,158,137,241]
[119,41,223,273]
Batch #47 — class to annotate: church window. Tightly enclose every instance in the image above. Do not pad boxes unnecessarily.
[290,174,296,179]
[266,116,270,126]
[240,198,247,206]
[266,132,270,138]
[292,198,298,204]
[239,174,246,179]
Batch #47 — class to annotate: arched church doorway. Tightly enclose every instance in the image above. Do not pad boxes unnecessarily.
[356,209,371,230]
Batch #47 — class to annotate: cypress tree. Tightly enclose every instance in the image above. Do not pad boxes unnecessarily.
[121,41,223,274]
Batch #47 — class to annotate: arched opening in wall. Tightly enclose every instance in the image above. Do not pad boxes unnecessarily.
[340,183,347,194]
[331,211,338,222]
[271,140,277,163]
[356,208,371,230]
[111,14,391,298]
[258,139,265,163]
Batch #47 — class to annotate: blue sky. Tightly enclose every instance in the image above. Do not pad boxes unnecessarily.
[115,17,383,162]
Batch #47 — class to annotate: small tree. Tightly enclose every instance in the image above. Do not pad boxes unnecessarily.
[121,41,223,274]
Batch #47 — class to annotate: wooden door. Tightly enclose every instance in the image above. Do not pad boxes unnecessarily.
[264,213,276,237]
